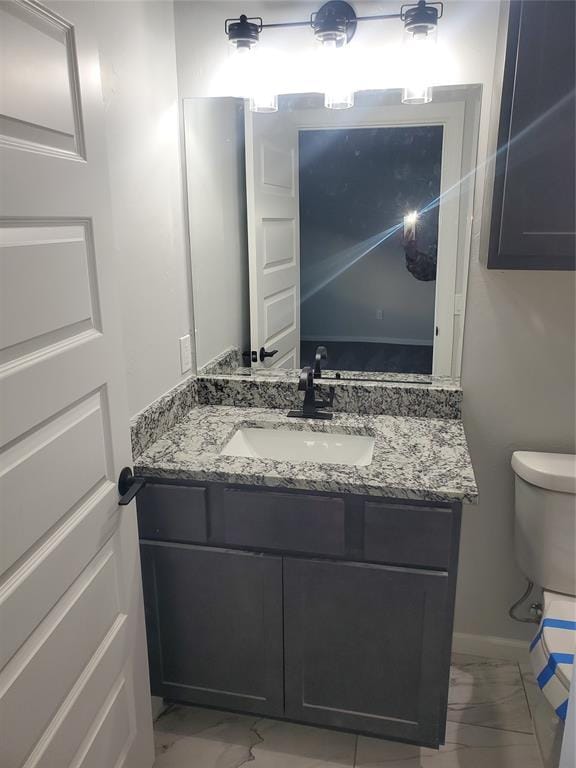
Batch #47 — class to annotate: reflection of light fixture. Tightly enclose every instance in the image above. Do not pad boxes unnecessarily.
[249,94,278,113]
[225,2,443,111]
[401,1,439,105]
[402,209,437,282]
[402,85,432,105]
[404,210,419,240]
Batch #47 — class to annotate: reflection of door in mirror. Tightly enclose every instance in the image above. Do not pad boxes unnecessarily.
[245,101,465,377]
[245,110,301,371]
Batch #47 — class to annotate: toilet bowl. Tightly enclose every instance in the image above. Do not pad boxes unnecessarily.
[529,590,575,720]
[512,451,576,722]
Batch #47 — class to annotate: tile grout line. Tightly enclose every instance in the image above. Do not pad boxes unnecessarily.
[447,719,535,737]
[517,659,536,724]
[352,734,359,767]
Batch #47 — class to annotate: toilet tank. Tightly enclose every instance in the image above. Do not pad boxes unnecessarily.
[512,452,576,596]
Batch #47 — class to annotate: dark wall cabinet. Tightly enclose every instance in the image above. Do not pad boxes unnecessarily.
[138,482,462,748]
[489,0,575,269]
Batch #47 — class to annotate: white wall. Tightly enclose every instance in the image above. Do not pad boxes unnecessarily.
[183,98,250,370]
[95,0,193,417]
[175,1,576,644]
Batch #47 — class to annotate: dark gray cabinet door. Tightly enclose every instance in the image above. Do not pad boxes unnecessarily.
[283,558,451,747]
[140,542,284,715]
[488,0,575,269]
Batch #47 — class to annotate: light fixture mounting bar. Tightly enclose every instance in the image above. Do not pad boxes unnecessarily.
[261,20,315,30]
[355,13,402,22]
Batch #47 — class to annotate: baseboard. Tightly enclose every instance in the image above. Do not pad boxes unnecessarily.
[452,631,531,662]
[151,695,168,721]
[300,334,433,346]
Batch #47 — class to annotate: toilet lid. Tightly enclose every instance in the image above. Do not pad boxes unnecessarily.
[530,593,575,720]
[512,451,576,493]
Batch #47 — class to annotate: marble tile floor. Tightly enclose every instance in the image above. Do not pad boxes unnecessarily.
[153,653,544,768]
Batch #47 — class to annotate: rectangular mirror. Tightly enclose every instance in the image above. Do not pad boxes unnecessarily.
[184,86,481,383]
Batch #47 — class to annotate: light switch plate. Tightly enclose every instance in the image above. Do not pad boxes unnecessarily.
[179,334,192,374]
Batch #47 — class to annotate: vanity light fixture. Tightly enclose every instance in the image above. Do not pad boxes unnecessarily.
[225,1,443,111]
[226,14,278,112]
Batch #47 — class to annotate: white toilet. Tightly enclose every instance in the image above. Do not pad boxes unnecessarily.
[512,451,576,723]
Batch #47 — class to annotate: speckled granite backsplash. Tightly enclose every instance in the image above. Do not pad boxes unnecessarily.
[197,347,244,375]
[130,377,198,459]
[197,374,462,420]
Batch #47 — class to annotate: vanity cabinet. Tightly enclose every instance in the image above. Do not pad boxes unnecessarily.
[488,0,575,269]
[137,482,462,748]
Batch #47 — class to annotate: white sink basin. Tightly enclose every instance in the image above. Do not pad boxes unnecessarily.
[220,427,375,467]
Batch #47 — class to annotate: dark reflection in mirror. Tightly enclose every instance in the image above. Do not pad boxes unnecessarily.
[299,125,442,374]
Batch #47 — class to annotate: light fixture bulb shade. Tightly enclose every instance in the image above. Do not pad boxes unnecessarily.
[402,85,432,104]
[249,94,278,113]
[231,41,253,55]
[320,28,354,110]
[402,12,436,106]
[403,23,437,47]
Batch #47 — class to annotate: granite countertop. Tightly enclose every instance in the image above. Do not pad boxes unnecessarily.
[135,405,478,504]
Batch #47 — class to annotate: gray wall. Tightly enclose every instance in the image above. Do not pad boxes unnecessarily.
[183,98,250,370]
[455,1,576,644]
[96,1,193,417]
[459,267,576,640]
[300,239,436,345]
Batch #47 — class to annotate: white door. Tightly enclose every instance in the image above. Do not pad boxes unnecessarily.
[245,109,300,370]
[0,2,154,767]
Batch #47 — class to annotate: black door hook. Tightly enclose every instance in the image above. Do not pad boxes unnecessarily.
[118,467,146,506]
[259,347,278,362]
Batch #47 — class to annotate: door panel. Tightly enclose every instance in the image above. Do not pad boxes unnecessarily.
[0,546,122,767]
[283,557,450,747]
[0,0,83,155]
[0,391,108,574]
[30,613,129,768]
[141,542,284,716]
[0,1,153,765]
[73,678,134,768]
[0,224,96,352]
[245,110,300,369]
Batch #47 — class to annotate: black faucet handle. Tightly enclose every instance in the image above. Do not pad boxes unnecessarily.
[298,366,314,392]
[314,345,328,378]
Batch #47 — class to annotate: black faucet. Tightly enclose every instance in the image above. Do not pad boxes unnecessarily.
[313,345,328,378]
[287,367,335,420]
